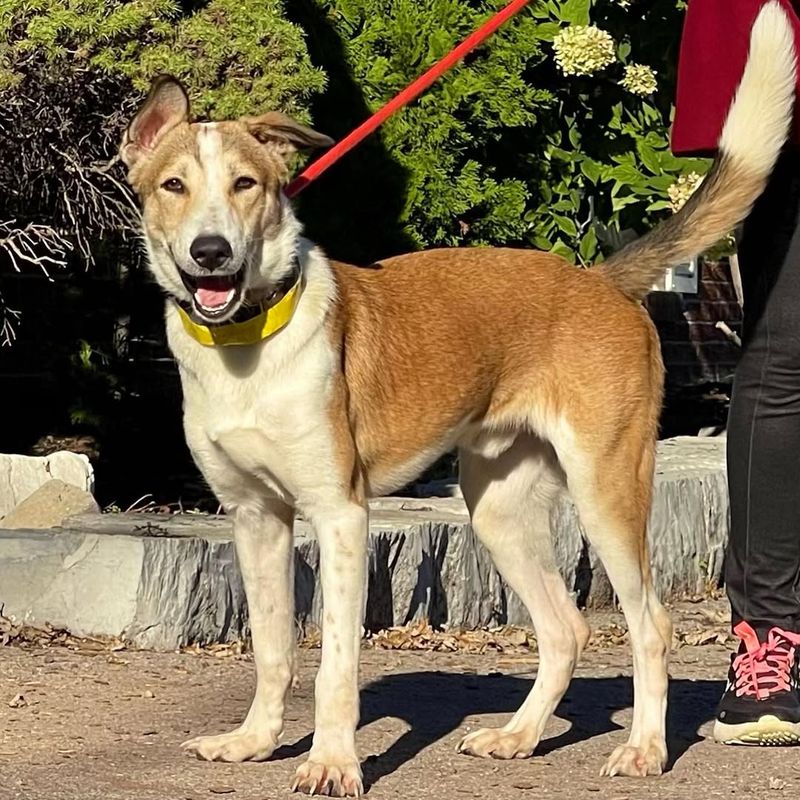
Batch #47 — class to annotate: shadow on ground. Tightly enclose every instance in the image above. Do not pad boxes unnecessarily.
[275,673,723,791]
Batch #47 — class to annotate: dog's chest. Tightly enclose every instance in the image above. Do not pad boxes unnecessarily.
[173,326,342,506]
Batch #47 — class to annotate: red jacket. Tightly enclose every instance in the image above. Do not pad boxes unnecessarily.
[672,0,800,156]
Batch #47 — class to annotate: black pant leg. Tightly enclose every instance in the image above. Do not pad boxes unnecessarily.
[726,149,800,635]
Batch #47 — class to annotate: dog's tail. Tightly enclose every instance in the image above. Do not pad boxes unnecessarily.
[597,0,796,302]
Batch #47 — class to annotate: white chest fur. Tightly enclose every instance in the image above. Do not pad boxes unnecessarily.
[165,253,345,516]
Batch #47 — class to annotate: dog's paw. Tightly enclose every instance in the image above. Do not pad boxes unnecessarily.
[600,740,667,777]
[181,729,277,762]
[291,758,363,797]
[456,727,536,760]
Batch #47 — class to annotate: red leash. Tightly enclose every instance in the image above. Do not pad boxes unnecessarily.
[284,0,531,199]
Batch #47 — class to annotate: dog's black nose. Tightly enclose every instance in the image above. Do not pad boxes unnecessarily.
[190,235,232,271]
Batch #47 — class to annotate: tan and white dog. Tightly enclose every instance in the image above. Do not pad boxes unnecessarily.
[120,4,794,795]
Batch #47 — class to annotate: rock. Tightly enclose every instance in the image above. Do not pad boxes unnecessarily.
[0,437,728,650]
[1,480,99,530]
[0,452,94,518]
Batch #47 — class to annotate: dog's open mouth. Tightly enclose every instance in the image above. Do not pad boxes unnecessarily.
[180,270,244,321]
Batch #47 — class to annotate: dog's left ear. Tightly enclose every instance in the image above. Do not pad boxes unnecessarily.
[121,76,190,169]
[242,112,334,158]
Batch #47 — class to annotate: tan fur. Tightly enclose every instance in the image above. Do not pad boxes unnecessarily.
[120,5,795,795]
[330,249,661,496]
[128,120,289,199]
[599,156,762,300]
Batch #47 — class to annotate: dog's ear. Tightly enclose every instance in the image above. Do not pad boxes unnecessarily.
[241,112,334,158]
[120,76,190,169]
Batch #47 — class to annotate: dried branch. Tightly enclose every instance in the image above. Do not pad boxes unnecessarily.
[0,56,141,259]
[0,56,143,343]
[0,291,21,347]
[0,219,72,345]
[0,220,71,277]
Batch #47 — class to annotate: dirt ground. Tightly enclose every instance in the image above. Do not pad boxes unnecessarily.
[1,603,796,800]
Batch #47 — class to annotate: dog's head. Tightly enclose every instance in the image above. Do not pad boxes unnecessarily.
[120,76,332,323]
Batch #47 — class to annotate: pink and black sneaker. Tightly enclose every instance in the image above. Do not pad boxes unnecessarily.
[714,621,800,745]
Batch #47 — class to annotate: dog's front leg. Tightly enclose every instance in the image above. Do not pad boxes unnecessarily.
[293,502,368,797]
[183,500,295,762]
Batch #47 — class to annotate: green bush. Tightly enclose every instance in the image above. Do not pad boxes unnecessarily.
[299,0,710,264]
[0,0,325,115]
[0,0,711,274]
[0,0,324,259]
[0,0,325,341]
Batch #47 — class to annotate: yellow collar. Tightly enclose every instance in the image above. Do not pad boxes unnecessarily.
[176,275,302,347]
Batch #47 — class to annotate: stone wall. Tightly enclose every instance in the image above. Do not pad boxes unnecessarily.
[0,437,729,651]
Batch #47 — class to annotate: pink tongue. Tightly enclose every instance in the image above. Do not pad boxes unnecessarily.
[196,286,231,308]
[195,277,233,309]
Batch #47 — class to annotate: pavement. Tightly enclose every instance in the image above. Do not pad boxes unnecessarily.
[1,601,796,800]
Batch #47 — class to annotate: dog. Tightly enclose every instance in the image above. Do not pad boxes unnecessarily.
[120,3,795,795]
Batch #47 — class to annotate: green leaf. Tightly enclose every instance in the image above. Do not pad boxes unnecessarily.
[534,21,561,41]
[581,159,601,184]
[550,239,576,262]
[611,152,636,167]
[553,214,579,238]
[559,0,591,25]
[636,142,662,175]
[578,226,598,263]
[610,164,646,184]
[550,146,581,163]
[646,175,678,191]
[611,194,643,212]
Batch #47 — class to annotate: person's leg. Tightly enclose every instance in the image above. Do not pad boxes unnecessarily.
[716,148,800,744]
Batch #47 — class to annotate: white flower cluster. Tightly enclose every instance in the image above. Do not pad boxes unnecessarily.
[553,25,616,76]
[668,172,704,213]
[620,63,657,95]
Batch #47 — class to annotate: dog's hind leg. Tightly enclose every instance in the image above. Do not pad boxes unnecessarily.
[182,500,296,762]
[457,435,591,760]
[557,422,672,777]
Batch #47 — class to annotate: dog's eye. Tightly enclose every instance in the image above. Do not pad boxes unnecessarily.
[234,176,257,192]
[162,178,185,194]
